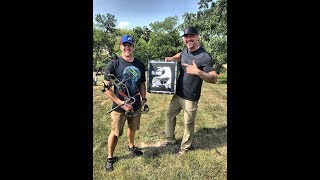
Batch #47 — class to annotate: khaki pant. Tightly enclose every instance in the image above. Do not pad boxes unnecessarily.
[165,95,198,151]
[110,108,141,137]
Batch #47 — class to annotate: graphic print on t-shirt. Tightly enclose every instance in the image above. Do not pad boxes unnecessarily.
[122,66,141,110]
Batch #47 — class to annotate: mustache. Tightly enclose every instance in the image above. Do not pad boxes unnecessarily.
[186,40,194,43]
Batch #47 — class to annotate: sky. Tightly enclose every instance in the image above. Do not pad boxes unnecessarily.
[93,0,200,29]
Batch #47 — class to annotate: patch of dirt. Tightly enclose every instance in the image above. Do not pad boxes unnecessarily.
[136,141,162,148]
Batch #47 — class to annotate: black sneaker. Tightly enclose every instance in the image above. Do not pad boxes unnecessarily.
[105,157,117,172]
[128,146,143,156]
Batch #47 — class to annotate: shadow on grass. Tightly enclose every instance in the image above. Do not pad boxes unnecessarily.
[140,141,181,158]
[117,153,141,161]
[192,126,227,151]
[135,126,227,159]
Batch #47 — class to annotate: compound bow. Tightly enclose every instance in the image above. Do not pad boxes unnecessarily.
[102,70,149,117]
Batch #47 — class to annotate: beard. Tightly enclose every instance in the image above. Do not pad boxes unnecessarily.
[186,41,195,48]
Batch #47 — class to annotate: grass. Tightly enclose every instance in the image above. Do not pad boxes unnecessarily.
[93,72,227,179]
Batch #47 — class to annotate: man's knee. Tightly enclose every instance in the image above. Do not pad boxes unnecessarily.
[111,129,123,137]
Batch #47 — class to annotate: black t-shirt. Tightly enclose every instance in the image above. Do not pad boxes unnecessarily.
[104,57,146,112]
[176,47,214,101]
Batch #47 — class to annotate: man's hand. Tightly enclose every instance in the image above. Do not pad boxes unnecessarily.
[119,101,133,111]
[141,99,147,106]
[165,57,174,61]
[182,60,200,75]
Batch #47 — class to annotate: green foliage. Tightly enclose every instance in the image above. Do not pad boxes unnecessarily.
[204,35,227,74]
[146,16,183,59]
[134,38,150,66]
[93,13,119,70]
[147,30,182,59]
[95,14,117,32]
[181,12,197,28]
[95,61,106,72]
[150,16,179,33]
[133,26,151,42]
[119,16,184,64]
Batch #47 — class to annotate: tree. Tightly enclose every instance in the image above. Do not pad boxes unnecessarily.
[93,13,119,71]
[133,26,151,42]
[150,16,179,33]
[148,16,183,59]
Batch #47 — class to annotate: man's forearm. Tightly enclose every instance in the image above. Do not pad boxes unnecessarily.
[172,53,181,61]
[105,88,123,105]
[165,52,181,61]
[103,80,123,105]
[197,71,217,84]
[140,83,147,99]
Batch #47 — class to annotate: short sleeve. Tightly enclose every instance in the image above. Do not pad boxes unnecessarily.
[140,63,146,83]
[104,60,117,81]
[202,54,215,73]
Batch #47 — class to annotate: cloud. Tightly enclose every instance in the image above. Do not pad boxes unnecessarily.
[118,21,129,28]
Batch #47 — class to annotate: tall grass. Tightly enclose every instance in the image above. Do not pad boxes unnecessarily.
[93,72,227,179]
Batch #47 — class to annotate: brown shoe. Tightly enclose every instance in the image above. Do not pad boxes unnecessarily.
[176,150,186,157]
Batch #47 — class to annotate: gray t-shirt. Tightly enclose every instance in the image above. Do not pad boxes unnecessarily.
[176,47,214,101]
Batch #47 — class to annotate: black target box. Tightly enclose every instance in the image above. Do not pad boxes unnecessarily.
[147,60,178,94]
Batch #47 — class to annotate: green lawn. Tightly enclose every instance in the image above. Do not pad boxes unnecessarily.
[93,72,227,179]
